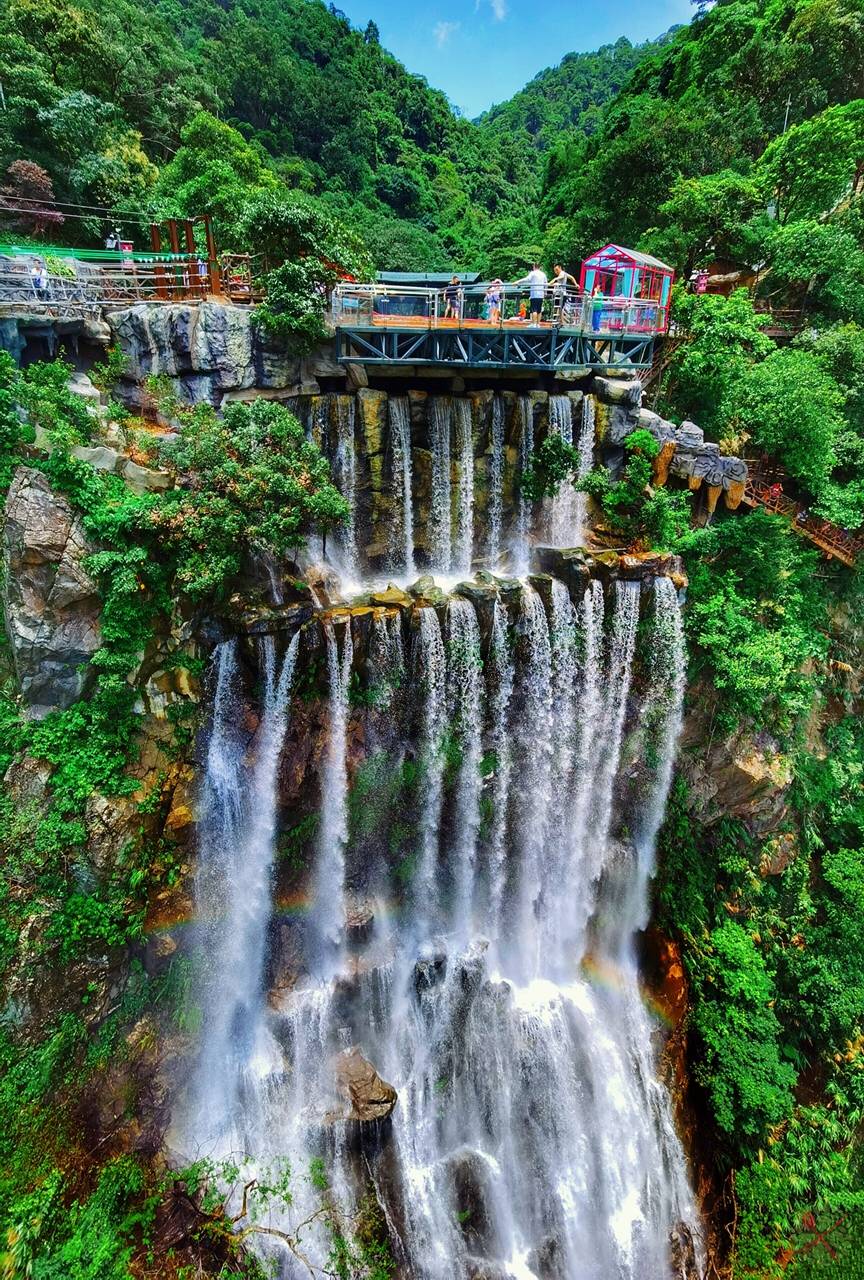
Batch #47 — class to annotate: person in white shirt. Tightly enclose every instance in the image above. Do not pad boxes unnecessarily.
[516,264,548,324]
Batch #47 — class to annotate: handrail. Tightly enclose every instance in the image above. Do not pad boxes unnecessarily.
[0,259,216,314]
[330,281,670,335]
[742,463,864,565]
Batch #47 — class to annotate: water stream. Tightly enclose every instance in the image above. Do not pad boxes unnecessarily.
[488,394,505,566]
[389,396,415,576]
[429,397,453,573]
[454,400,475,576]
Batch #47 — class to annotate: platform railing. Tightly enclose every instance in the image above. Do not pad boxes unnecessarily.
[0,252,221,315]
[330,282,669,335]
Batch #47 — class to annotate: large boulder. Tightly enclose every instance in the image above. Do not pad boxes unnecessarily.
[331,1046,397,1124]
[3,466,102,716]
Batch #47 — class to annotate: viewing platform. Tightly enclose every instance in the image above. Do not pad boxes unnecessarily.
[330,248,673,374]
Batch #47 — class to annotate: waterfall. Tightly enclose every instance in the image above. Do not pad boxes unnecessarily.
[309,620,354,962]
[509,584,555,979]
[429,398,452,573]
[189,632,299,1136]
[454,400,474,575]
[626,575,687,941]
[446,597,484,938]
[590,579,641,876]
[570,393,595,547]
[183,573,701,1280]
[486,598,514,934]
[515,395,534,573]
[488,394,505,566]
[388,397,415,576]
[333,396,358,581]
[548,395,584,547]
[412,606,447,922]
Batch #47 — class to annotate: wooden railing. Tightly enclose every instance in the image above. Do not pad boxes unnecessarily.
[742,463,864,566]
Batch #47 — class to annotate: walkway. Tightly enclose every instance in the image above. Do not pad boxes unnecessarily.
[741,464,863,566]
[0,249,257,319]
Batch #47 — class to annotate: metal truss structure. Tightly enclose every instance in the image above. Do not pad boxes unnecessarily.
[333,324,656,371]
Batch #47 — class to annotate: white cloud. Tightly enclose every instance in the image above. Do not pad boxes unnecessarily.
[490,0,507,18]
[434,19,460,45]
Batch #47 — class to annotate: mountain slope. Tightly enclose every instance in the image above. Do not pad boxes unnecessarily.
[478,32,675,149]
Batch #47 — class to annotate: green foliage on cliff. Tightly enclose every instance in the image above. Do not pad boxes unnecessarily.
[151,396,349,595]
[0,364,355,1279]
[679,511,828,730]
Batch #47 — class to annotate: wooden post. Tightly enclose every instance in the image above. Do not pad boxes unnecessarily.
[183,219,198,297]
[203,216,221,297]
[166,220,182,298]
[150,223,168,300]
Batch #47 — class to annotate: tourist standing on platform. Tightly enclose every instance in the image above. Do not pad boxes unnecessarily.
[484,278,503,324]
[551,264,577,321]
[444,275,462,320]
[591,281,605,332]
[517,264,548,324]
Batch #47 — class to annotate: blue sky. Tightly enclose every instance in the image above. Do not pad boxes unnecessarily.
[335,0,694,117]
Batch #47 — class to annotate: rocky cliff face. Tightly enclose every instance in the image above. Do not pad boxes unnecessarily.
[106,302,343,407]
[3,467,103,717]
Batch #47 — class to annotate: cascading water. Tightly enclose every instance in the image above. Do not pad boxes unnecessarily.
[188,631,299,1138]
[309,619,354,965]
[486,598,515,933]
[388,397,415,576]
[183,565,701,1279]
[412,606,448,928]
[488,395,505,566]
[514,395,534,574]
[548,395,579,546]
[429,398,453,572]
[445,597,484,938]
[454,400,475,575]
[333,396,358,581]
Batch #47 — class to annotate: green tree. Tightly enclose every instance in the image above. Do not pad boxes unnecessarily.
[726,348,846,492]
[150,397,348,595]
[155,111,279,232]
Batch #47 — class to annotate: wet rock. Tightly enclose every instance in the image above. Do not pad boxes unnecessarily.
[331,1046,397,1124]
[532,547,591,598]
[465,1262,513,1280]
[225,596,313,637]
[583,550,621,584]
[370,584,413,610]
[528,1234,565,1280]
[492,575,524,608]
[357,388,388,459]
[345,897,375,947]
[3,466,102,715]
[670,1221,700,1280]
[414,951,447,993]
[85,791,141,872]
[594,375,642,407]
[447,1149,502,1255]
[618,552,685,583]
[680,712,793,835]
[304,563,343,608]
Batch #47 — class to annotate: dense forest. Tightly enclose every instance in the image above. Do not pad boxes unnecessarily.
[1,0,864,1276]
